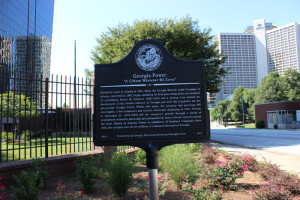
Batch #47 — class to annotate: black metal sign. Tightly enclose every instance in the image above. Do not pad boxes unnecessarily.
[93,39,210,150]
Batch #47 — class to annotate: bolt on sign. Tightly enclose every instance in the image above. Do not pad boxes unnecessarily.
[93,39,210,150]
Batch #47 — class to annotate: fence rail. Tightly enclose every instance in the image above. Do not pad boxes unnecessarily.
[0,71,95,162]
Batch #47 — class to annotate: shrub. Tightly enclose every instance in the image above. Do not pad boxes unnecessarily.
[182,180,222,200]
[21,130,32,141]
[159,144,198,188]
[11,171,42,200]
[253,183,291,200]
[258,162,300,197]
[200,144,218,164]
[259,162,282,181]
[256,119,265,128]
[11,158,49,200]
[106,153,134,197]
[273,123,278,129]
[205,158,247,190]
[0,177,5,200]
[235,154,260,172]
[187,143,202,153]
[134,173,170,199]
[31,158,49,189]
[51,184,89,200]
[76,155,102,193]
[134,149,146,165]
[1,132,14,142]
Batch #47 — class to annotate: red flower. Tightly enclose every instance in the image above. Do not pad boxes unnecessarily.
[145,175,149,178]
[80,191,83,194]
[158,177,162,180]
[0,185,4,189]
[54,191,57,194]
[1,192,5,195]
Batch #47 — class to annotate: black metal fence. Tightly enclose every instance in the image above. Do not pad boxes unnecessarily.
[0,70,95,163]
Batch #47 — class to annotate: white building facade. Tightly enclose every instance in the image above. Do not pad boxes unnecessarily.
[214,33,257,101]
[266,23,300,74]
[214,19,300,103]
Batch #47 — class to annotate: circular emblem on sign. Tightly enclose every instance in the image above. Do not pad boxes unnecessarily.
[135,44,163,71]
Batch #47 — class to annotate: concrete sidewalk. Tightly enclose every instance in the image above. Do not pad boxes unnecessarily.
[212,142,300,176]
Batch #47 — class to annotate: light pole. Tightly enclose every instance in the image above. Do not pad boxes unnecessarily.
[74,40,77,136]
[242,96,245,128]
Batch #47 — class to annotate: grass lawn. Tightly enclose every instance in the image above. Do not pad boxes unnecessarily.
[235,123,256,128]
[1,136,93,162]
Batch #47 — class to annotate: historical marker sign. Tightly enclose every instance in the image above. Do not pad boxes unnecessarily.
[93,39,210,150]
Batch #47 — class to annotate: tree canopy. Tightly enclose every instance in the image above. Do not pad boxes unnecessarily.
[0,91,39,119]
[212,69,300,123]
[212,99,231,122]
[91,16,227,93]
[281,69,300,101]
[229,86,244,122]
[255,69,300,103]
[255,72,286,104]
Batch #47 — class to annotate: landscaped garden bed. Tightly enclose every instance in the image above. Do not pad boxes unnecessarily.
[1,143,300,200]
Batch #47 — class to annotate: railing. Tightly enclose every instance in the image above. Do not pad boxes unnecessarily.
[0,71,94,162]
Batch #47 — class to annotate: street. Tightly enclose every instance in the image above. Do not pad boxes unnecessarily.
[210,127,300,175]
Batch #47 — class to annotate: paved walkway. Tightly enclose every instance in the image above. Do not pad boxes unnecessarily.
[210,122,300,175]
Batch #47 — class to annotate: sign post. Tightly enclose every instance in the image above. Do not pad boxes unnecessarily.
[146,143,159,200]
[93,39,210,199]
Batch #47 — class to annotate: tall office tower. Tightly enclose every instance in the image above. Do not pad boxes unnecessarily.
[266,23,300,75]
[214,33,257,101]
[213,19,300,104]
[0,0,54,97]
[0,36,12,91]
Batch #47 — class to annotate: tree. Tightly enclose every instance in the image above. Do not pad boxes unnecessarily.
[212,99,231,122]
[0,91,39,119]
[62,103,70,109]
[229,86,244,122]
[281,69,300,101]
[91,16,227,93]
[255,72,287,104]
[243,88,255,121]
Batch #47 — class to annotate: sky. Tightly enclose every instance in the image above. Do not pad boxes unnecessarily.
[50,0,300,78]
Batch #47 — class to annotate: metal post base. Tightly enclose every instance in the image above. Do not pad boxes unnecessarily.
[149,169,159,200]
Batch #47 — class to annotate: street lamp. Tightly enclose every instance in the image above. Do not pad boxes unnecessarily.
[74,40,77,136]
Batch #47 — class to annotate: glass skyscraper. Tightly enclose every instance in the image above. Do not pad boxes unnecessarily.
[0,0,54,96]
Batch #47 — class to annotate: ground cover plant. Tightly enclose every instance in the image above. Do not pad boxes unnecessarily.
[2,143,300,199]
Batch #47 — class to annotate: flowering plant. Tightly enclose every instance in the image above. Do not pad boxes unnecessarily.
[134,173,170,200]
[182,179,222,200]
[205,158,248,190]
[0,177,5,200]
[51,184,91,200]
